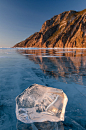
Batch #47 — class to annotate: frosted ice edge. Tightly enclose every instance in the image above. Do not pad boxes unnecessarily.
[16,84,68,123]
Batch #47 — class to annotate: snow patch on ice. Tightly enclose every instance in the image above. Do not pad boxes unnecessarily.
[35,55,65,57]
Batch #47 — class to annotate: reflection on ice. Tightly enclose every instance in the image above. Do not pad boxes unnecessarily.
[17,48,86,85]
[56,50,75,53]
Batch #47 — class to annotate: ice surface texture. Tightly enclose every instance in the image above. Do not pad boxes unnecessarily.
[16,84,68,123]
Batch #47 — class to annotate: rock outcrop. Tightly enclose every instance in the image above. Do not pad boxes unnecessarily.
[13,9,86,48]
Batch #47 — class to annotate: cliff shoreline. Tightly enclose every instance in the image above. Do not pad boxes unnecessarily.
[13,9,86,48]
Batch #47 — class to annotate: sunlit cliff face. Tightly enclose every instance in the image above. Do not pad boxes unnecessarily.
[17,48,86,85]
[14,9,86,48]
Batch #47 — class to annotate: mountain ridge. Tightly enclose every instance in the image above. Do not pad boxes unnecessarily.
[13,9,86,48]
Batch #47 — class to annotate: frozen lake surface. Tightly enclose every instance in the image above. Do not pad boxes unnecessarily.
[0,48,86,130]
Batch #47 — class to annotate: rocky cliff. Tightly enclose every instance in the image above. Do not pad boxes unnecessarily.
[13,9,86,48]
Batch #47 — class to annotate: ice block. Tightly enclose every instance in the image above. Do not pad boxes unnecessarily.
[16,84,68,123]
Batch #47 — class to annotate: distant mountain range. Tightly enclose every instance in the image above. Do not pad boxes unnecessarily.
[13,9,86,48]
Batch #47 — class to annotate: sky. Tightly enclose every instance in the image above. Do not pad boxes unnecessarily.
[0,0,86,47]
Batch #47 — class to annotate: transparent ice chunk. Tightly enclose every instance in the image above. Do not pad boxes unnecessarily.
[16,84,68,123]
